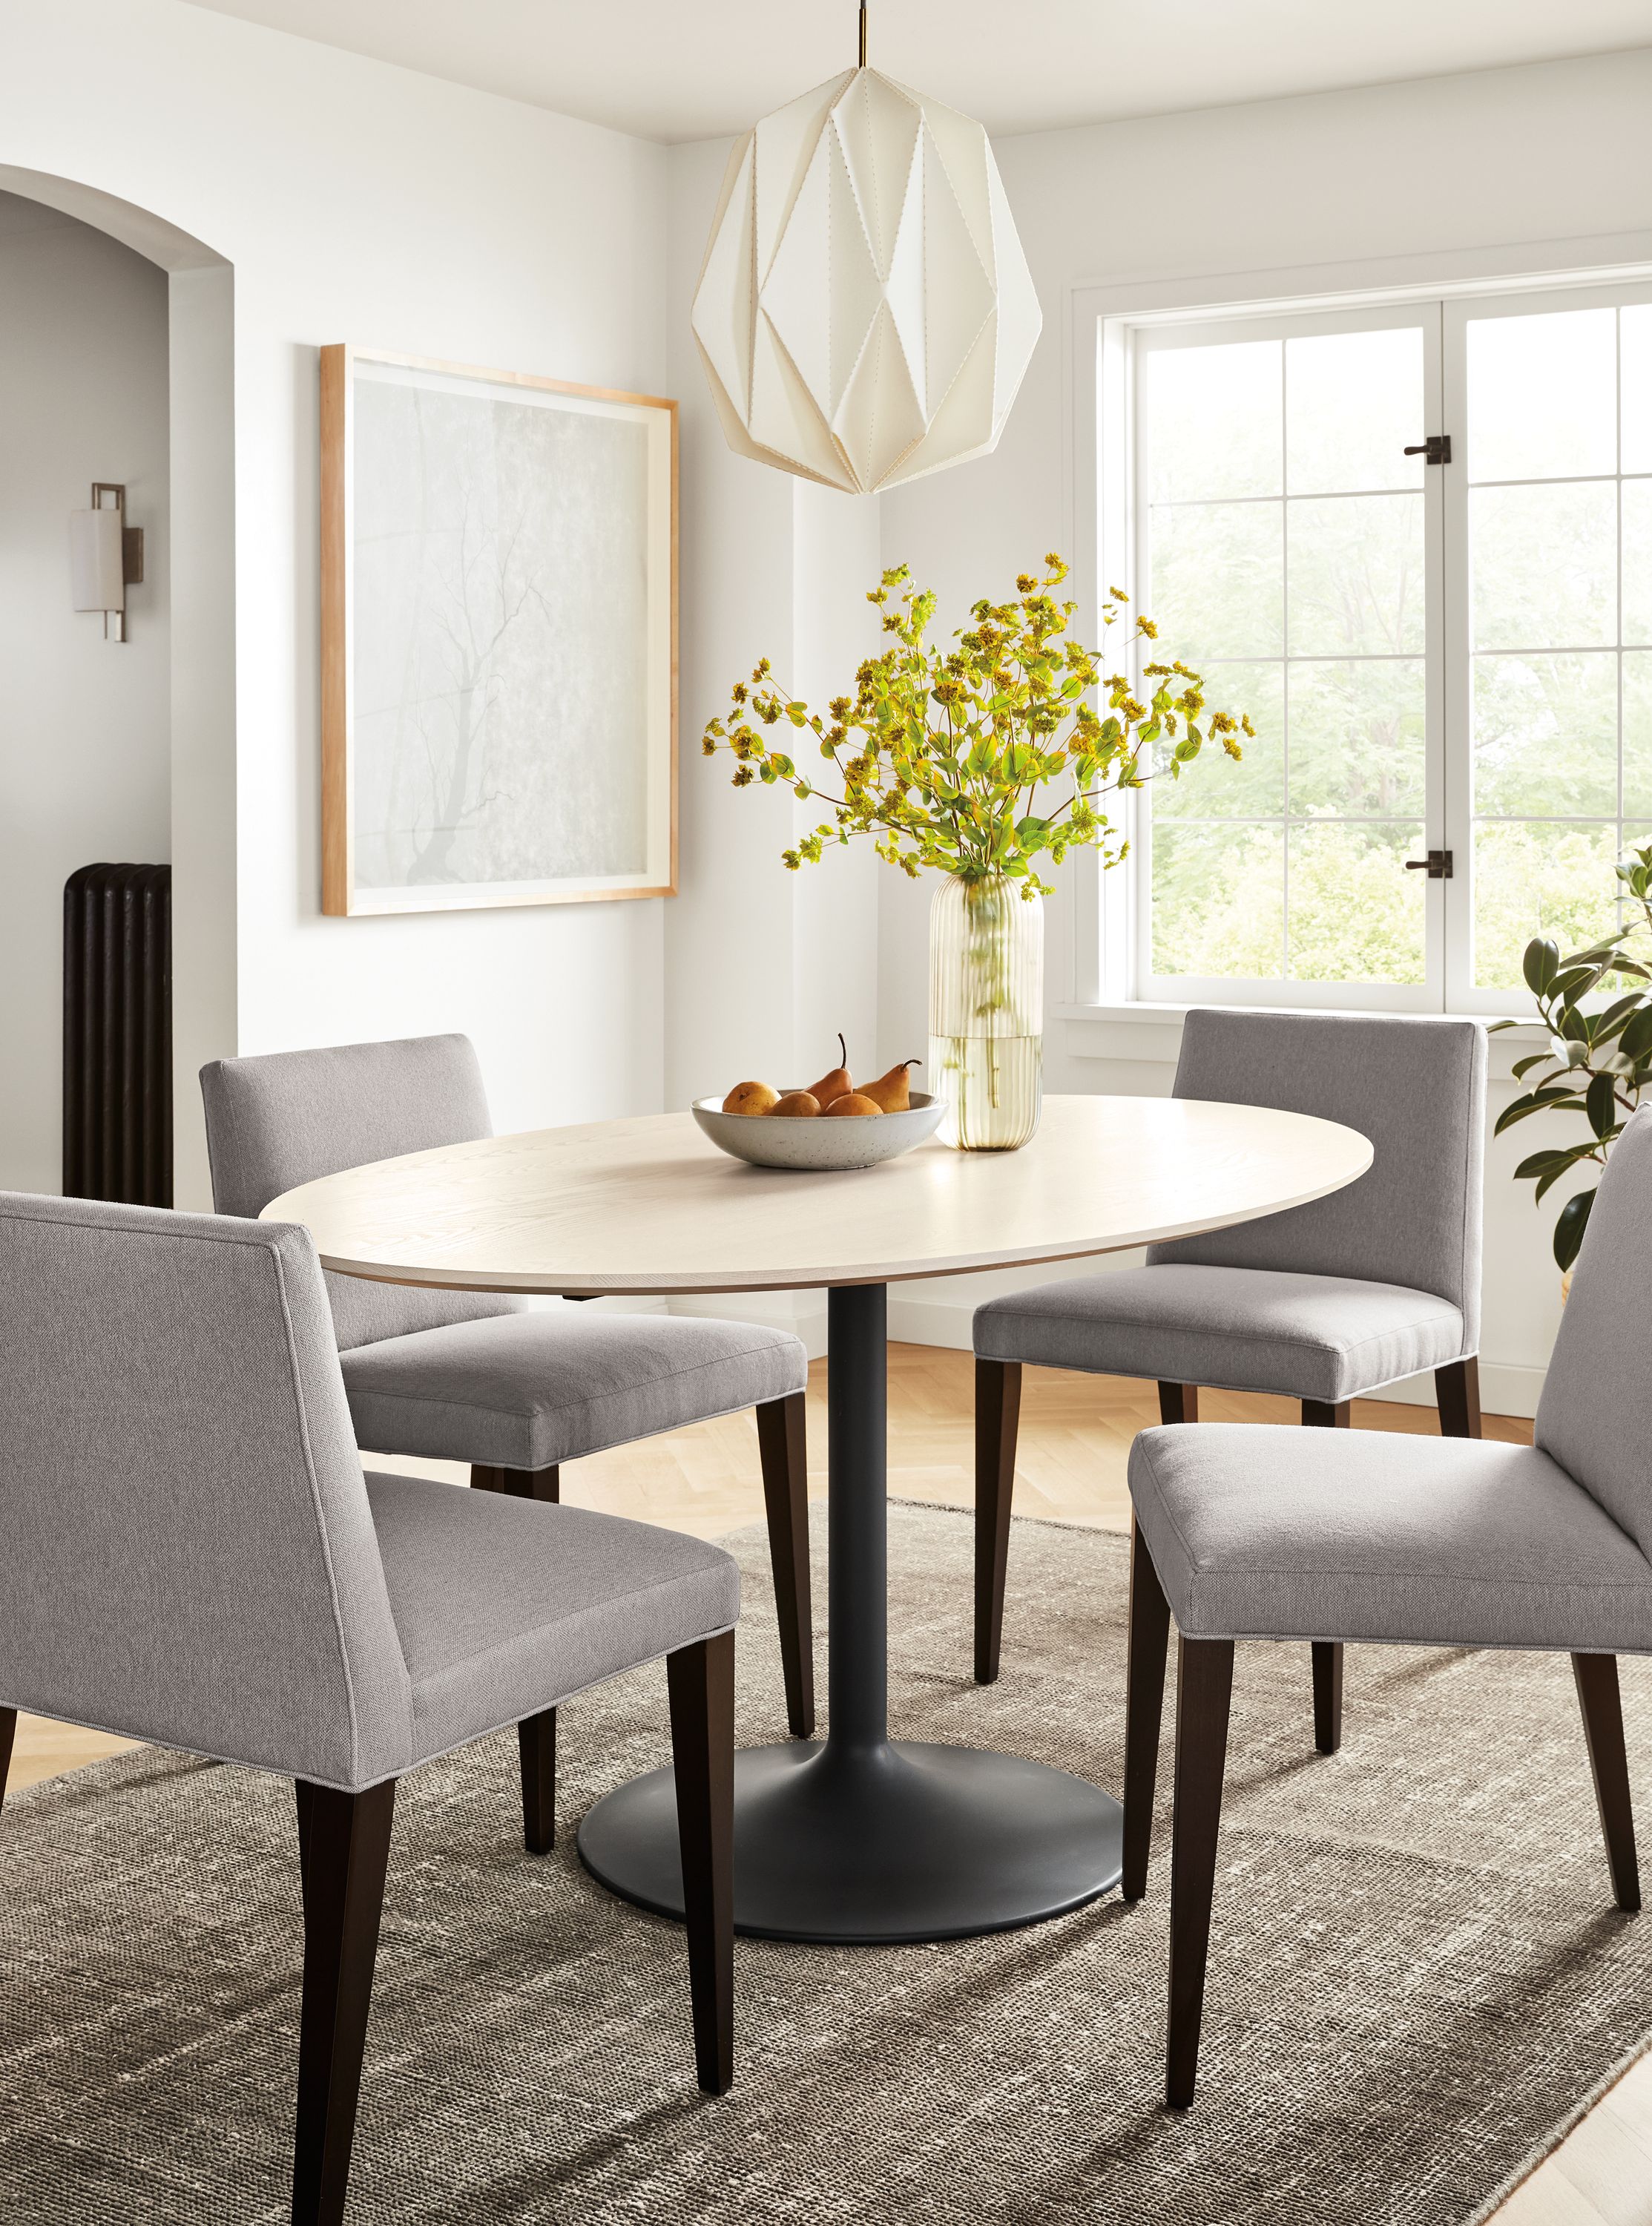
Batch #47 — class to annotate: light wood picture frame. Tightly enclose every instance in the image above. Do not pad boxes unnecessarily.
[320,344,677,916]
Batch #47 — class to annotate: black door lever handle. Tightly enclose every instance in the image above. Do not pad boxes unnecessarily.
[1404,850,1453,879]
[1403,436,1452,464]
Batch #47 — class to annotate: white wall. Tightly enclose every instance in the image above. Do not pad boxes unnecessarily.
[659,139,882,1349]
[2,5,886,1267]
[0,190,171,1194]
[662,142,881,1114]
[1,0,675,1202]
[878,49,1652,1409]
[165,258,238,1210]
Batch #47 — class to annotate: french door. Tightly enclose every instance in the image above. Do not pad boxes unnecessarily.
[1443,283,1652,1012]
[1128,279,1652,1014]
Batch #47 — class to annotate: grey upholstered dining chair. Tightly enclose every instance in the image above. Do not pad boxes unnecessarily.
[973,1009,1487,1751]
[0,1189,737,2225]
[200,1035,815,1758]
[1121,1104,1652,2110]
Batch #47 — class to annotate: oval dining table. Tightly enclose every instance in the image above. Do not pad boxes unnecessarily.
[266,1091,1371,1946]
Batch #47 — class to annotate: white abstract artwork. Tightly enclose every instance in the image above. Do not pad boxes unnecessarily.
[322,349,676,915]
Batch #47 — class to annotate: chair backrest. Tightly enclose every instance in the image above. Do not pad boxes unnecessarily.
[200,1034,521,1350]
[1148,1010,1486,1345]
[1536,1107,1652,1557]
[0,1192,413,1789]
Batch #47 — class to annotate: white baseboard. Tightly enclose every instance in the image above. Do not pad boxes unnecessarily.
[886,1293,975,1352]
[668,1290,829,1360]
[1365,1360,1544,1421]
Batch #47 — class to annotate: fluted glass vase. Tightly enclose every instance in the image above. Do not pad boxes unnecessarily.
[928,874,1044,1151]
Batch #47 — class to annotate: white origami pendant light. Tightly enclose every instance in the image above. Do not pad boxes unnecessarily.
[691,4,1042,495]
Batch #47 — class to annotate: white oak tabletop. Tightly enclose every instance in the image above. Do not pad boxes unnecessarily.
[263,1094,1372,1298]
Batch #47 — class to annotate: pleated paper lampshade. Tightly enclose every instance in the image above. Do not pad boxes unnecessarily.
[691,64,1042,496]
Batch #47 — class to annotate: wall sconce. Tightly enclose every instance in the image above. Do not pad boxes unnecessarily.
[69,483,144,643]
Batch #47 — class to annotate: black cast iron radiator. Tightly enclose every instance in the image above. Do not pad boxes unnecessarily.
[62,863,173,1207]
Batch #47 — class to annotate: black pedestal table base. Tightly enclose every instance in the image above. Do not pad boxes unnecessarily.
[577,1283,1122,1944]
[579,1736,1121,1944]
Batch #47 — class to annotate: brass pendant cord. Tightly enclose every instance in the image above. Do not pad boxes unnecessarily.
[858,2,867,68]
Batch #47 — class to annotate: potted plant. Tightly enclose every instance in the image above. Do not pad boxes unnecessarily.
[1491,838,1652,1271]
[701,556,1253,1149]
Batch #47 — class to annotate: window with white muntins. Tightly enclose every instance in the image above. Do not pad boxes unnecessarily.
[1121,281,1652,1014]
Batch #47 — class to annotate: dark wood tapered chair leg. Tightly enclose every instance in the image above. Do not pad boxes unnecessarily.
[1167,1635,1234,2110]
[1157,1382,1199,1425]
[755,1393,815,1739]
[1573,1652,1642,1913]
[294,1778,315,1916]
[975,1358,1023,1684]
[1435,1356,1482,1439]
[666,1630,734,2095]
[1310,1642,1343,1757]
[1301,1399,1351,1754]
[518,1709,556,1855]
[292,1779,397,2226]
[1300,1401,1351,1430]
[470,1463,559,1501]
[1122,1524,1172,1902]
[0,1707,16,1820]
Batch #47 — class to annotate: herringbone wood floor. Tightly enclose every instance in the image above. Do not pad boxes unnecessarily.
[12,1347,1647,2223]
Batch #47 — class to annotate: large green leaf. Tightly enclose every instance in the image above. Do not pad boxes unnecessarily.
[1553,1188,1596,1272]
[1513,1145,1588,1181]
[1592,994,1642,1042]
[1493,1086,1586,1136]
[1556,978,1603,1025]
[1586,1071,1619,1138]
[1524,937,1560,996]
[1513,1138,1604,1202]
[1619,1006,1652,1062]
[1533,1142,1607,1204]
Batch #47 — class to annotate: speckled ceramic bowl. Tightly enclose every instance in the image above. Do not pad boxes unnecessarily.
[692,1091,947,1172]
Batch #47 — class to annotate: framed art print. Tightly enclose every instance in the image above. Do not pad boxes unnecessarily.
[320,345,677,914]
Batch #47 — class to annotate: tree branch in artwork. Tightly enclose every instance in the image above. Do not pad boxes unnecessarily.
[404,501,546,884]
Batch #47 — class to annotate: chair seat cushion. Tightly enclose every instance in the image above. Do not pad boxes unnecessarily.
[1128,1423,1652,1652]
[366,1473,738,1765]
[974,1264,1466,1405]
[340,1308,807,1471]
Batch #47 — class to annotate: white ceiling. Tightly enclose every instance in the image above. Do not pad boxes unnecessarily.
[182,0,1652,143]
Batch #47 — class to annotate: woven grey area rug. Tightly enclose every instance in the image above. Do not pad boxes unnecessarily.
[2,1501,1649,2225]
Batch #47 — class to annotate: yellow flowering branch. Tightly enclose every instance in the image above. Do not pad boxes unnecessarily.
[700,554,1253,896]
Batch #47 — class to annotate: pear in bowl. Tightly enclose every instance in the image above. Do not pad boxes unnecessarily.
[696,1076,943,1172]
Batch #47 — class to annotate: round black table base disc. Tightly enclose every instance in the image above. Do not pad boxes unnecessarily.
[577,1739,1123,1945]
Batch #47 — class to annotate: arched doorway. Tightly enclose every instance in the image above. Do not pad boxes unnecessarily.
[0,166,233,1209]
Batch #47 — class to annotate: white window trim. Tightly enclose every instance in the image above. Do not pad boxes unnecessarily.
[1050,997,1550,1091]
[1441,276,1652,1014]
[1064,226,1652,1023]
[1131,297,1445,1012]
